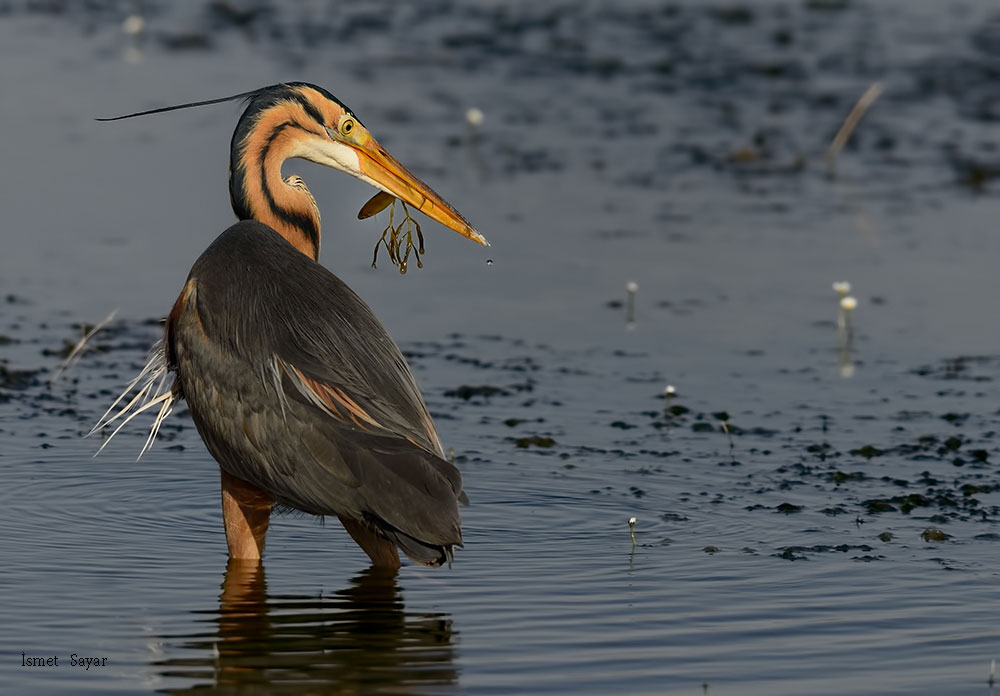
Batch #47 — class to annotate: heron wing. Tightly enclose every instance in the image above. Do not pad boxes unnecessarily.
[189,221,444,452]
[169,220,463,554]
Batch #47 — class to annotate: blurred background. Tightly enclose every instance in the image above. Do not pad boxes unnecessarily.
[3,2,1000,694]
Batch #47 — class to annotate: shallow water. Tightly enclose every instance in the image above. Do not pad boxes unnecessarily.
[3,1,1000,694]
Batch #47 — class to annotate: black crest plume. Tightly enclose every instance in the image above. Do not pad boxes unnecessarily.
[95,88,265,122]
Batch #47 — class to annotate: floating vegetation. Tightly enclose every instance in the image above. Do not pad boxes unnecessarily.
[864,499,898,513]
[851,445,885,459]
[368,197,425,274]
[515,435,556,448]
[0,362,40,392]
[921,528,951,543]
[444,384,510,400]
[911,355,1000,381]
[829,470,868,484]
[774,544,876,561]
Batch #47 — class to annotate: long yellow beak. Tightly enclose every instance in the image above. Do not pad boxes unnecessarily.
[353,138,489,247]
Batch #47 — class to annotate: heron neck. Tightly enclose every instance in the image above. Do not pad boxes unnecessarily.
[230,114,322,261]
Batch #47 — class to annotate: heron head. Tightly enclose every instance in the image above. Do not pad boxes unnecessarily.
[99,82,488,251]
[235,83,488,247]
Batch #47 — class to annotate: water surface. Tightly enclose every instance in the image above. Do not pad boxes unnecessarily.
[2,1,1000,694]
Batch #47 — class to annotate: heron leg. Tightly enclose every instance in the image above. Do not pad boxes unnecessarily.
[337,515,401,571]
[220,469,273,560]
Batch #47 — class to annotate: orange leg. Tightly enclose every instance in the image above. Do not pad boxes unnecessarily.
[220,469,273,560]
[338,515,401,571]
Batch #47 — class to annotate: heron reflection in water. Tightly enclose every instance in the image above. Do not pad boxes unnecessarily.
[155,562,457,692]
[93,83,486,571]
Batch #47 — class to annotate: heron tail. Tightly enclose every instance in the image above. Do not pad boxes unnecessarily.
[386,528,457,568]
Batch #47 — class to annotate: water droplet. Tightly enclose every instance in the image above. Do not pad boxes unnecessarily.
[486,259,494,266]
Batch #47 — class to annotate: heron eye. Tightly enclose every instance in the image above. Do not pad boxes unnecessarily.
[339,117,356,137]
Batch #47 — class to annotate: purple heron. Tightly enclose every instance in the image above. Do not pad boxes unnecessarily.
[93,83,486,571]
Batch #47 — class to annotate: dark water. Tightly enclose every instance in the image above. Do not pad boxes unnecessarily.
[3,1,1000,694]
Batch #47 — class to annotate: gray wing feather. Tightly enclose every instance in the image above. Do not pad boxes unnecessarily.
[170,221,462,552]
